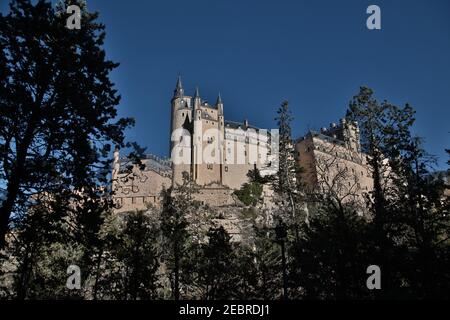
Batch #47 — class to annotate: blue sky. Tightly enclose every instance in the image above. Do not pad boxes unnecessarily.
[2,0,449,169]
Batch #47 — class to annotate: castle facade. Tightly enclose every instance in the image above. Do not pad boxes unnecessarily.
[170,76,273,189]
[112,77,374,213]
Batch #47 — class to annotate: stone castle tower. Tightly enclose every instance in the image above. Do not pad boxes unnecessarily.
[170,76,272,189]
[318,118,361,152]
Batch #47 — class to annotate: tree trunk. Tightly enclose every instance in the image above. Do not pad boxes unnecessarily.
[0,119,41,248]
[0,174,21,249]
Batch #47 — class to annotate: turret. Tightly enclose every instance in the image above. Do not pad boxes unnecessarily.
[216,93,225,184]
[170,76,193,186]
[194,86,201,109]
[170,76,191,148]
[216,93,223,115]
[173,75,184,100]
[347,121,361,152]
[339,117,360,152]
[192,86,203,182]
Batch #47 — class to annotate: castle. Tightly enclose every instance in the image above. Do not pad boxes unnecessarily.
[169,76,274,189]
[112,77,374,213]
[296,119,373,208]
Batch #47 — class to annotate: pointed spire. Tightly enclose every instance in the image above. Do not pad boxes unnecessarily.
[216,92,223,115]
[173,75,184,99]
[216,92,223,105]
[194,86,200,99]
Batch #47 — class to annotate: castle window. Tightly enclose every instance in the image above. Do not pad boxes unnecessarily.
[182,113,184,117]
[361,171,364,176]
[225,166,228,172]
[132,197,136,204]
[207,164,213,170]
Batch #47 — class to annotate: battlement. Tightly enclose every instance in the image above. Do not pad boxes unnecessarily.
[314,118,361,152]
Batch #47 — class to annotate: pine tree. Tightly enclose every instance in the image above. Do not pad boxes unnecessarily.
[346,86,450,298]
[194,226,236,300]
[346,87,411,296]
[393,138,450,298]
[273,101,305,240]
[0,0,136,248]
[160,172,197,300]
[115,210,160,300]
[7,191,85,299]
[289,199,371,299]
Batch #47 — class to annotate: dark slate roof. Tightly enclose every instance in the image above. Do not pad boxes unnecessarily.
[297,130,345,146]
[119,154,172,176]
[224,120,261,131]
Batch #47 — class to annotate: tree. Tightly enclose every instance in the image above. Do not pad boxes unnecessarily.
[310,141,367,213]
[7,191,86,299]
[160,172,198,300]
[234,182,263,206]
[249,227,283,299]
[0,0,137,248]
[193,226,236,300]
[113,210,160,300]
[289,200,371,299]
[346,87,414,295]
[346,86,450,298]
[392,138,450,298]
[234,194,283,300]
[273,101,305,240]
